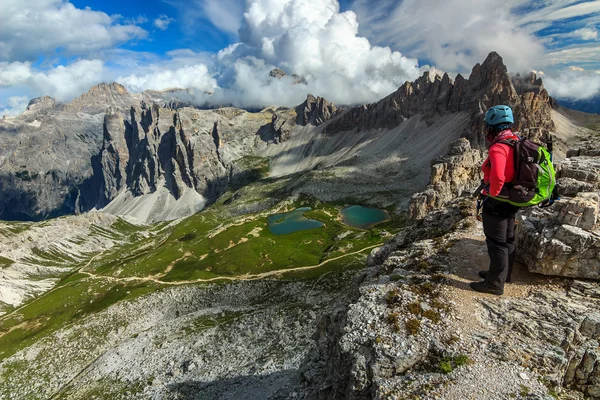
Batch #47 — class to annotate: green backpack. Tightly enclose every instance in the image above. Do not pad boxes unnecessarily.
[490,138,557,207]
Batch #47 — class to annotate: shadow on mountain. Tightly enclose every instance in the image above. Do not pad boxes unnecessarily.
[164,369,301,400]
[0,173,80,221]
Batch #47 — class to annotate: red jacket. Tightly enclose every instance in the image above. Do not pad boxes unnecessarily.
[482,130,517,197]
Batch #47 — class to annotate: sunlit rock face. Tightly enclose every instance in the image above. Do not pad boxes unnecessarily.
[517,192,600,280]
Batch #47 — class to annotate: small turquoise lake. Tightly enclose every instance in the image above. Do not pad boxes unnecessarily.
[340,206,391,229]
[268,207,325,235]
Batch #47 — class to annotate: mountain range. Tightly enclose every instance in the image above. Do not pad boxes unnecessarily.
[1,51,599,400]
[0,52,559,223]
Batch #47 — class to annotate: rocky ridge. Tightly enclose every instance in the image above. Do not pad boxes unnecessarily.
[324,52,555,150]
[300,122,600,399]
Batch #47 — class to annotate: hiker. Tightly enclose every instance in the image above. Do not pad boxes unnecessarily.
[470,105,520,296]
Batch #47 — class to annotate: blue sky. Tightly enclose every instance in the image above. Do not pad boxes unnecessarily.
[1,0,600,115]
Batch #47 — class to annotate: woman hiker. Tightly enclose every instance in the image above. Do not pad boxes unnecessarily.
[470,105,520,296]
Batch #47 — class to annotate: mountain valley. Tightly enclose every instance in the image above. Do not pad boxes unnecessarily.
[1,52,600,399]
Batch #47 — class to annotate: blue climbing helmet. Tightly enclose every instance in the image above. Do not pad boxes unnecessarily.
[484,105,514,126]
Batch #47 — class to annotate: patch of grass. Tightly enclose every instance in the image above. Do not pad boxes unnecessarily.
[519,384,530,397]
[387,312,401,332]
[436,354,472,374]
[439,360,453,374]
[454,354,471,366]
[386,288,402,306]
[410,281,438,297]
[422,309,441,324]
[405,318,421,335]
[0,279,160,362]
[407,302,423,316]
[0,256,15,269]
[56,273,89,286]
[161,259,220,282]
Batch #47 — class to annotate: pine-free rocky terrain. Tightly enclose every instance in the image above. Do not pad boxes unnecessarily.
[0,52,599,399]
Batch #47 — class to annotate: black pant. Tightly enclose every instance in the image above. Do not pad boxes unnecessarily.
[482,198,518,289]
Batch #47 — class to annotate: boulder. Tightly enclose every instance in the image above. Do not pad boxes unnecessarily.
[517,193,600,279]
[556,155,600,197]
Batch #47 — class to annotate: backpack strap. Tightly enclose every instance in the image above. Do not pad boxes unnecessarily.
[495,138,520,184]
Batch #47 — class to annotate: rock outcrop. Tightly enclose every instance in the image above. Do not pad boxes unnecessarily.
[516,143,600,279]
[79,104,279,220]
[408,138,482,220]
[296,94,341,126]
[269,68,287,79]
[517,192,600,279]
[557,150,600,196]
[62,82,135,114]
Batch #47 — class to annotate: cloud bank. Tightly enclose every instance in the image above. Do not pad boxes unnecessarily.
[350,0,545,73]
[543,67,600,100]
[120,0,421,108]
[0,96,29,116]
[0,0,147,62]
[118,64,216,92]
[0,60,105,102]
[2,0,600,114]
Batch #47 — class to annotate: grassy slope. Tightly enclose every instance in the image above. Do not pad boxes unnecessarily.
[0,173,405,364]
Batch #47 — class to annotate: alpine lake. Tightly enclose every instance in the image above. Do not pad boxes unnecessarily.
[268,205,391,234]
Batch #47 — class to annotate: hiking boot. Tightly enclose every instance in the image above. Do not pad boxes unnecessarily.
[469,281,503,296]
[478,271,512,283]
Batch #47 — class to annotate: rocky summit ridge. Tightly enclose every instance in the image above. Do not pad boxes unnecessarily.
[325,52,555,149]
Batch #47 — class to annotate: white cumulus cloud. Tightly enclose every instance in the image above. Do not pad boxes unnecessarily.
[0,96,30,117]
[0,59,105,102]
[154,15,175,30]
[207,0,421,107]
[118,64,217,92]
[543,67,600,100]
[0,0,147,61]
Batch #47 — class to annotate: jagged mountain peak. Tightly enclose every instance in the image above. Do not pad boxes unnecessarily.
[468,51,514,95]
[296,94,340,126]
[88,82,129,95]
[25,95,57,113]
[63,82,134,114]
[270,68,287,79]
[323,51,555,148]
[512,71,546,96]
